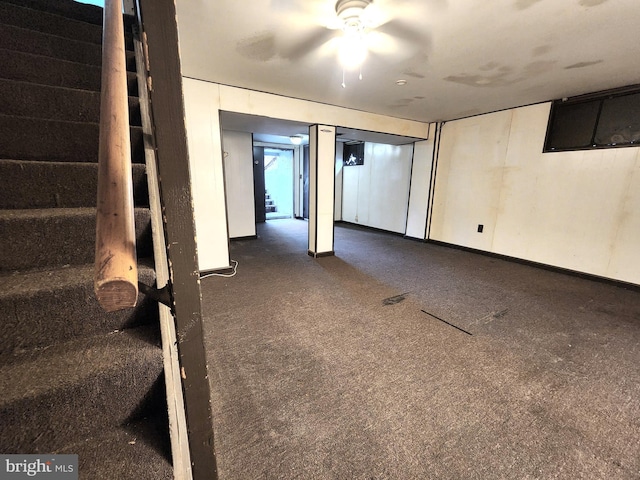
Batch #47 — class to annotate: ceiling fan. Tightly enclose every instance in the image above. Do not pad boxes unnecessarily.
[277,0,431,82]
[334,0,372,67]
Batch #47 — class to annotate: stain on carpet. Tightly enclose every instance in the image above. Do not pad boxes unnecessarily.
[382,292,409,306]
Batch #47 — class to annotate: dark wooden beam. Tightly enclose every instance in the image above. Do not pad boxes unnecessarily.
[137,0,218,478]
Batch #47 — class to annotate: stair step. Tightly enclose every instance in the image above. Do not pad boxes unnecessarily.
[61,416,173,479]
[0,207,153,272]
[0,23,137,70]
[0,79,141,125]
[0,262,159,356]
[0,1,136,52]
[0,22,100,66]
[0,114,144,163]
[0,1,103,45]
[0,48,138,94]
[0,160,148,209]
[0,325,164,453]
[0,0,104,26]
[0,0,171,472]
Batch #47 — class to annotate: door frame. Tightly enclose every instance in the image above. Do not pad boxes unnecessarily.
[253,141,300,220]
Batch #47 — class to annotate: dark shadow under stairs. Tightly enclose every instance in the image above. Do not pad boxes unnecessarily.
[0,0,173,477]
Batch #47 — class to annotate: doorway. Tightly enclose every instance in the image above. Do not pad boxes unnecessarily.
[253,146,295,222]
[302,144,309,219]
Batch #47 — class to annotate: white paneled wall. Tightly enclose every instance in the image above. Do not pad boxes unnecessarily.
[334,142,343,222]
[341,143,414,234]
[182,78,229,271]
[182,78,429,270]
[222,130,256,238]
[431,102,640,284]
[406,124,436,239]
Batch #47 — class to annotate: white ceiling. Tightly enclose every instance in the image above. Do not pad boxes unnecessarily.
[176,0,640,135]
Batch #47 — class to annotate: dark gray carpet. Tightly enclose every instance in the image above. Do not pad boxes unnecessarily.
[202,218,640,479]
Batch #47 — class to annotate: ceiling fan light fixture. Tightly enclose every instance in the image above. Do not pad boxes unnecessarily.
[335,0,373,23]
[335,0,370,69]
[335,0,372,83]
[338,32,367,68]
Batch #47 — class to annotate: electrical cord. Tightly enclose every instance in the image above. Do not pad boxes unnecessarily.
[200,259,238,279]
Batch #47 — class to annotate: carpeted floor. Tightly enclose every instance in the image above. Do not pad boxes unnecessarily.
[201,218,640,479]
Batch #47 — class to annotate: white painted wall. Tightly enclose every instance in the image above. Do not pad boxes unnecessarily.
[431,102,640,285]
[221,130,256,238]
[406,123,436,239]
[334,142,343,221]
[217,85,429,139]
[182,78,229,271]
[341,143,414,234]
[182,78,429,269]
[294,145,302,218]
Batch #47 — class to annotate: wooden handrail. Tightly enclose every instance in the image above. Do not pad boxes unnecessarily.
[94,0,138,312]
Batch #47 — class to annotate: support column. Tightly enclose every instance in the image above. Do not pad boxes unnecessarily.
[308,125,336,257]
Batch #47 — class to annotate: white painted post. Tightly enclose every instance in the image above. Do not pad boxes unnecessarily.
[308,125,336,257]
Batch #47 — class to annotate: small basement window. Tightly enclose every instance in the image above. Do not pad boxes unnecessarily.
[544,85,640,152]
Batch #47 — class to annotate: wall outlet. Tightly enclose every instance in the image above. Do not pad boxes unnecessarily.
[477,224,484,233]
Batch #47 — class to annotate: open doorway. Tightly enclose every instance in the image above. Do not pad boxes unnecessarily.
[253,145,296,222]
[264,148,294,219]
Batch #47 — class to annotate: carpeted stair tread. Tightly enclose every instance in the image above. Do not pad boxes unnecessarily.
[0,262,159,356]
[0,207,152,271]
[0,48,138,94]
[0,261,154,295]
[0,0,172,471]
[0,325,161,400]
[0,114,143,163]
[0,0,104,26]
[0,325,164,453]
[0,160,148,209]
[0,79,141,125]
[0,22,101,66]
[0,1,103,45]
[60,417,172,479]
[0,23,137,71]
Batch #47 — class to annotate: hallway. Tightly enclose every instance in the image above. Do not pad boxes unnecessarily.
[201,219,640,479]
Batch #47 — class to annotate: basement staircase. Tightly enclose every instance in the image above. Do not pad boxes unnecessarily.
[265,190,277,214]
[0,0,173,477]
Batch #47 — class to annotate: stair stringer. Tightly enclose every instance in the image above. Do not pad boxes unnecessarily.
[132,23,193,480]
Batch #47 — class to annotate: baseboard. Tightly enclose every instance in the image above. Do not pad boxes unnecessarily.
[308,250,335,258]
[428,239,640,291]
[404,235,428,243]
[230,235,257,241]
[200,265,235,276]
[335,220,404,237]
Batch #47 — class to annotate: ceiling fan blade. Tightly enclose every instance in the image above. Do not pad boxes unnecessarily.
[376,18,431,50]
[280,28,337,61]
[366,30,400,57]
